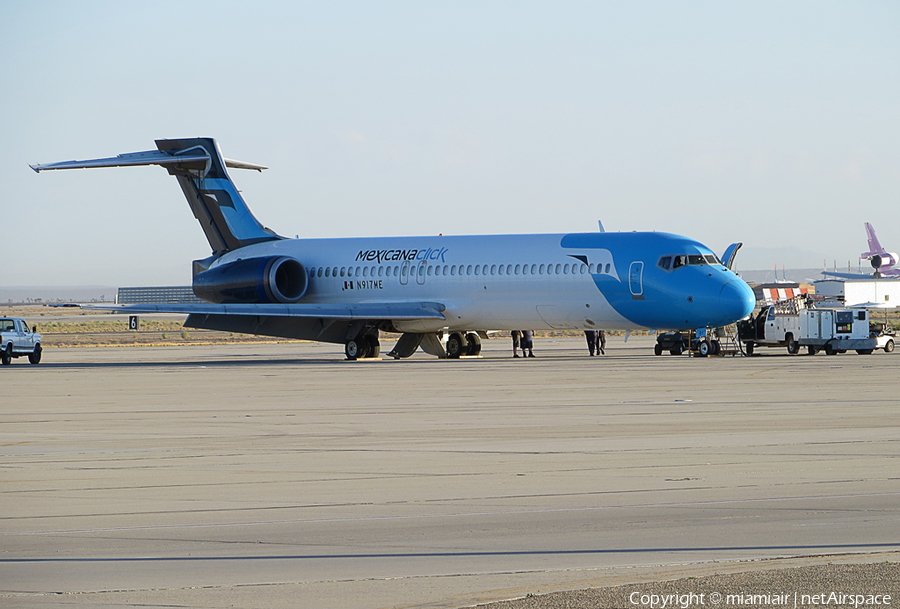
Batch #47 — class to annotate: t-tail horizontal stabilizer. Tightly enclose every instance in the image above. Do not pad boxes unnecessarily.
[31,138,281,256]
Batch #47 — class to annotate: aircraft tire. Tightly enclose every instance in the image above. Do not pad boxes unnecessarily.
[885,340,894,353]
[446,333,465,359]
[345,339,361,360]
[364,335,380,358]
[465,332,481,356]
[28,344,41,365]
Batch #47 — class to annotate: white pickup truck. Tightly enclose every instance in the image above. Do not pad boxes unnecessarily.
[0,318,42,365]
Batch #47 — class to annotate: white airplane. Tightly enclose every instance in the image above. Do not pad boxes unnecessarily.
[822,223,900,280]
[32,138,755,359]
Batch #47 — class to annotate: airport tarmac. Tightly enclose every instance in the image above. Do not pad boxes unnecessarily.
[1,335,899,608]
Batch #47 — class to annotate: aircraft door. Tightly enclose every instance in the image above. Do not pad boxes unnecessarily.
[400,261,410,286]
[629,261,644,300]
[416,260,427,285]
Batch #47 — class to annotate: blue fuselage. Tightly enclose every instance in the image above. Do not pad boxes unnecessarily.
[215,231,755,333]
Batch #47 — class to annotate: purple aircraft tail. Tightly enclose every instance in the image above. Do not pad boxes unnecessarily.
[862,222,885,259]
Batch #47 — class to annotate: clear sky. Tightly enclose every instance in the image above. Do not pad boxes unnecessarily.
[3,1,899,286]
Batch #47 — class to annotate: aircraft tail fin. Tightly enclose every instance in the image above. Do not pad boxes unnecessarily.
[862,222,885,259]
[32,138,282,256]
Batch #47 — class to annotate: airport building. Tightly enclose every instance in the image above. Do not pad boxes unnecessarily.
[116,286,201,305]
[814,279,900,307]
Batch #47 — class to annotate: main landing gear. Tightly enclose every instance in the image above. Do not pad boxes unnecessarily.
[445,332,482,358]
[348,329,484,360]
[345,332,380,360]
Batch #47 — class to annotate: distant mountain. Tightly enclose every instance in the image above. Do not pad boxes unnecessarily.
[733,269,827,285]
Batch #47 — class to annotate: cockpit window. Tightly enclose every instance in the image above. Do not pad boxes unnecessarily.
[663,253,722,271]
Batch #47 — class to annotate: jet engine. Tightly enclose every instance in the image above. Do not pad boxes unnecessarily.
[870,253,899,270]
[193,256,308,304]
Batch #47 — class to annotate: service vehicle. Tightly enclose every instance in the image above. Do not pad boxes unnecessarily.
[654,329,723,356]
[738,298,879,355]
[737,298,805,355]
[0,318,42,365]
[800,308,876,355]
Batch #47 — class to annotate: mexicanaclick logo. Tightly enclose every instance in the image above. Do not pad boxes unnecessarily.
[355,247,448,264]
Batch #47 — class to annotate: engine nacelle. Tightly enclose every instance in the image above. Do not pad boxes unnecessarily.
[193,256,308,304]
[870,252,898,271]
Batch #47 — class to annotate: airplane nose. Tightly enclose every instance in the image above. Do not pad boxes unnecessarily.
[718,279,756,324]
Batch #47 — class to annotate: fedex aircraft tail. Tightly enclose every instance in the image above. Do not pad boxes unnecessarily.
[32,137,281,256]
[862,222,885,259]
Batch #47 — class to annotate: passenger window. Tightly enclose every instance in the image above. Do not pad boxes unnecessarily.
[466,265,472,275]
[540,264,546,274]
[605,263,610,273]
[450,265,457,276]
[474,265,480,276]
[491,264,497,275]
[564,264,570,274]
[514,264,521,275]
[363,267,369,277]
[658,256,672,270]
[483,265,489,275]
[340,267,346,277]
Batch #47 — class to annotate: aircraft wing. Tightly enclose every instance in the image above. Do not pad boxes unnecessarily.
[820,270,878,280]
[81,301,446,320]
